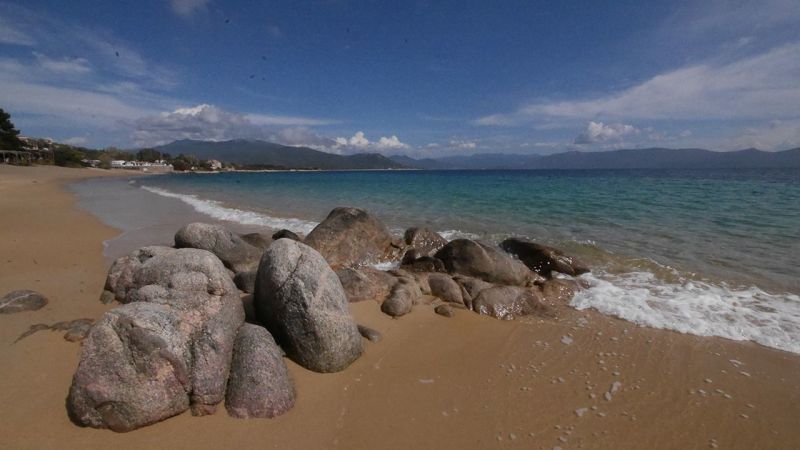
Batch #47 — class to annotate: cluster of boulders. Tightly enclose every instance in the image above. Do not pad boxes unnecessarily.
[66,206,589,432]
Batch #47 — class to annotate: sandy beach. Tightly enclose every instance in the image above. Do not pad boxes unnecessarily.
[1,164,799,450]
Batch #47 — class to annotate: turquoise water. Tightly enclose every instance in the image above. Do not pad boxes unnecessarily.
[75,169,800,353]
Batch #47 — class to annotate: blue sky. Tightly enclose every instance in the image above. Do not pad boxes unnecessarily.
[1,0,798,156]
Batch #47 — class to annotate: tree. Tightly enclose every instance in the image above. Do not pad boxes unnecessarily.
[136,148,162,162]
[0,108,23,150]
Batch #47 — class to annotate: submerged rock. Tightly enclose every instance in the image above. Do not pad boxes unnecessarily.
[305,207,403,269]
[0,290,48,313]
[175,223,263,273]
[435,239,534,286]
[500,238,589,277]
[254,239,363,372]
[471,286,549,320]
[404,227,448,257]
[225,324,295,419]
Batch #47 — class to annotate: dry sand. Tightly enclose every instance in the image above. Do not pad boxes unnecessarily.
[1,164,799,449]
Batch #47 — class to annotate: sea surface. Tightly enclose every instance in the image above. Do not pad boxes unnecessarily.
[72,169,800,354]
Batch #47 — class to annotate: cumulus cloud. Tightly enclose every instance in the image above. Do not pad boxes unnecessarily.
[331,131,409,153]
[169,0,210,16]
[476,42,800,125]
[574,122,638,144]
[376,135,409,150]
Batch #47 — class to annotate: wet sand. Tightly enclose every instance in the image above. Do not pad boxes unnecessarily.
[1,164,799,449]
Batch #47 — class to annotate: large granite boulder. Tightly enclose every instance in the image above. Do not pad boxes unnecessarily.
[233,270,257,294]
[0,290,48,313]
[304,207,403,269]
[102,246,174,303]
[435,239,533,286]
[254,239,363,372]
[471,286,549,320]
[500,238,590,277]
[175,223,263,273]
[404,227,448,257]
[68,248,245,431]
[225,324,295,419]
[336,267,397,303]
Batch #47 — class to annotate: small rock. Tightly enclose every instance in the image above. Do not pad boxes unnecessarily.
[434,304,454,318]
[560,335,573,345]
[357,324,382,342]
[0,290,48,314]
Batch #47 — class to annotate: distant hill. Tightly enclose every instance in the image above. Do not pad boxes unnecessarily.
[154,139,406,170]
[390,147,800,170]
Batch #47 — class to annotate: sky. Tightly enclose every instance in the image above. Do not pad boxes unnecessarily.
[1,0,799,157]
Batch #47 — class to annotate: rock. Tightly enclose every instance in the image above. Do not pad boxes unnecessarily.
[380,279,420,317]
[452,275,494,303]
[500,238,590,277]
[401,255,447,273]
[241,294,257,324]
[411,272,431,295]
[427,273,463,305]
[401,249,420,265]
[435,239,533,286]
[254,239,362,373]
[68,248,245,431]
[233,270,257,293]
[240,232,273,250]
[540,278,579,304]
[304,207,403,269]
[471,286,550,320]
[175,223,263,273]
[336,267,396,303]
[102,246,175,303]
[0,290,48,313]
[357,324,382,342]
[61,319,93,342]
[272,229,302,242]
[14,323,51,343]
[225,324,295,419]
[434,304,454,318]
[404,227,448,256]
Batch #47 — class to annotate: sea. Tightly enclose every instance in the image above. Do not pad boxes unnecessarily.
[71,168,800,354]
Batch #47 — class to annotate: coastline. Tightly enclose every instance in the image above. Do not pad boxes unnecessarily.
[1,165,799,449]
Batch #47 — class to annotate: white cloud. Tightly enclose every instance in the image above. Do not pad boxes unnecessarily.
[331,131,410,153]
[376,135,409,150]
[169,0,210,16]
[448,139,477,149]
[476,42,800,125]
[33,52,91,74]
[574,122,638,144]
[723,120,800,150]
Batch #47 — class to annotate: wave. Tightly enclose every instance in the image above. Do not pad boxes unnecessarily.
[572,270,800,354]
[140,185,319,234]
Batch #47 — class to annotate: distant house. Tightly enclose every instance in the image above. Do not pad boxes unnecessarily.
[207,159,223,170]
[111,160,173,172]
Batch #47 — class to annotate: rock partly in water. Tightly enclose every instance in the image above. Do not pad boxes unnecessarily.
[254,239,363,373]
[540,278,580,304]
[0,289,48,314]
[68,248,245,431]
[233,270,257,294]
[225,324,295,419]
[427,273,464,305]
[471,286,550,320]
[272,229,302,242]
[357,324,382,342]
[102,246,176,303]
[175,223,263,273]
[304,207,403,269]
[336,267,396,303]
[500,238,590,277]
[404,227,448,257]
[435,239,533,286]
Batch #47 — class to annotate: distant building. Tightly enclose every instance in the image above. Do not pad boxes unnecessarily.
[207,159,223,170]
[111,160,173,172]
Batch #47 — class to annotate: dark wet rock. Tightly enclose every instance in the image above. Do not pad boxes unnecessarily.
[68,248,245,431]
[254,239,362,373]
[305,207,403,269]
[380,279,420,317]
[427,273,463,305]
[240,232,273,250]
[336,267,396,303]
[434,304,455,318]
[357,324,382,342]
[225,324,295,419]
[400,255,446,273]
[404,227,448,257]
[175,223,263,273]
[233,270,257,294]
[0,290,48,314]
[540,278,580,304]
[435,239,533,286]
[401,248,420,265]
[102,246,175,303]
[500,238,590,278]
[471,286,550,320]
[272,229,302,242]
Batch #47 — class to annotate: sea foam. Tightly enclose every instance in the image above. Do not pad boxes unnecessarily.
[572,270,800,354]
[140,186,319,235]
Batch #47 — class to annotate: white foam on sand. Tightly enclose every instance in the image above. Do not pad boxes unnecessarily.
[571,270,800,354]
[140,185,318,235]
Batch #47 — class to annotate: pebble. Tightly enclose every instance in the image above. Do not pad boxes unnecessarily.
[509,433,517,441]
[704,378,713,383]
[603,392,613,401]
[561,336,573,345]
[574,407,588,417]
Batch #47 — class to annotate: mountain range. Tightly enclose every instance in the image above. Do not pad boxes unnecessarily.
[153,139,800,170]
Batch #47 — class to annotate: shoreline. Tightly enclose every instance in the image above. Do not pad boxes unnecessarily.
[1,164,799,449]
